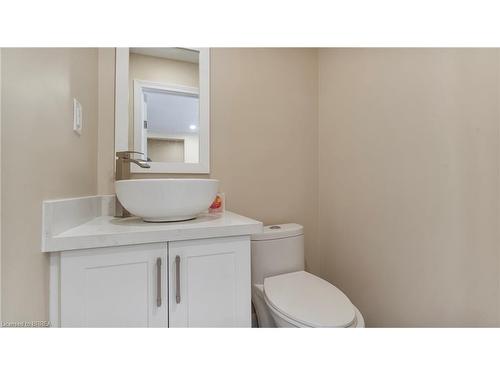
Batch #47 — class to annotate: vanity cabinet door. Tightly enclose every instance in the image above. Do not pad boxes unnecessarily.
[60,244,168,327]
[168,236,251,327]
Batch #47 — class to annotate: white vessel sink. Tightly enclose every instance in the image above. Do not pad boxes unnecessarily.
[115,179,219,222]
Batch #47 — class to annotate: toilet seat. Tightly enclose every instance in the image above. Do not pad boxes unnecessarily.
[263,271,357,328]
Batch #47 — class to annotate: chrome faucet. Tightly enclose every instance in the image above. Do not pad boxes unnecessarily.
[115,151,151,217]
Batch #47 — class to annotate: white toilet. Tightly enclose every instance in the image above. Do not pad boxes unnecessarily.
[251,224,364,328]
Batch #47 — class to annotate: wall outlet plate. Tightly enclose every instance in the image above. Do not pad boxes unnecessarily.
[73,98,83,135]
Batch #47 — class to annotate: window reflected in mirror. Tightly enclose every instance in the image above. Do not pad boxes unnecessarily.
[129,48,200,163]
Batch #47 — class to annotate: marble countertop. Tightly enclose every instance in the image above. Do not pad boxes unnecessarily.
[41,196,263,252]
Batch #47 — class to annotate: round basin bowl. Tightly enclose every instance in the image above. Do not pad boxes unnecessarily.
[115,178,219,222]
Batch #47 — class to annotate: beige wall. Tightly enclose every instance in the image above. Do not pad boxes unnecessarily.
[211,49,320,273]
[148,138,185,162]
[130,49,321,273]
[1,48,321,321]
[0,48,2,320]
[318,49,500,327]
[129,53,199,88]
[127,49,321,273]
[4,48,498,327]
[1,48,99,321]
[97,48,116,195]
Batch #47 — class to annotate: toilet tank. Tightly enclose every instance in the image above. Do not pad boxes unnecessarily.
[251,224,305,285]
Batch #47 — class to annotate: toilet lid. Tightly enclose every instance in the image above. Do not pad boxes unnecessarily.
[263,271,356,328]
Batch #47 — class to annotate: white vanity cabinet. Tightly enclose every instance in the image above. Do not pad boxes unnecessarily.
[43,197,262,328]
[60,243,168,328]
[57,236,251,328]
[168,236,251,327]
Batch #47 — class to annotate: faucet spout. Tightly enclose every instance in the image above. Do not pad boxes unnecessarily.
[129,158,151,168]
[115,151,152,217]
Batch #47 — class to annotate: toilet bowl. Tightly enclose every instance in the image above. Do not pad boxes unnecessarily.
[251,224,364,328]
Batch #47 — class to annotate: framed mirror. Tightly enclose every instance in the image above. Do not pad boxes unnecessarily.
[115,48,210,173]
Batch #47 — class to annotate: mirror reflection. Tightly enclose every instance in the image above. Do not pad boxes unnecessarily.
[129,48,200,163]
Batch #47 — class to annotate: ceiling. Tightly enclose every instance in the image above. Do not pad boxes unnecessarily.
[145,89,199,135]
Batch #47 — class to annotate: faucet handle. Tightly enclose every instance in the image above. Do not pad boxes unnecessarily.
[116,151,145,159]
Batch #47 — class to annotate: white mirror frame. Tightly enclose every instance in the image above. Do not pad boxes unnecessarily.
[114,48,210,174]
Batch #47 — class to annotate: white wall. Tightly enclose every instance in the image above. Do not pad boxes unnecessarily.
[183,133,199,163]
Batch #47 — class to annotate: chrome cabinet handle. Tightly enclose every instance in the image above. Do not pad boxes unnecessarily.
[175,255,181,304]
[156,257,162,307]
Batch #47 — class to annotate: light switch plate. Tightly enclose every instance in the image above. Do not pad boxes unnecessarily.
[73,98,83,135]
